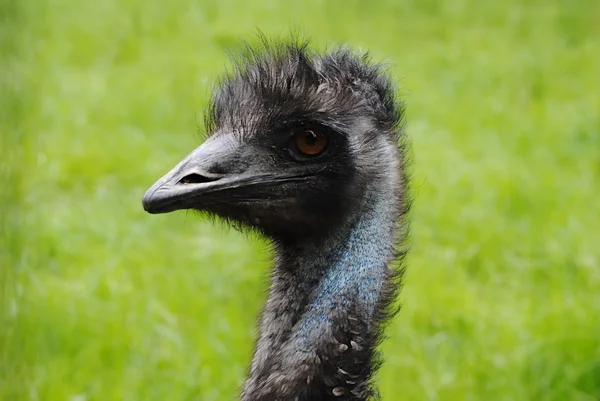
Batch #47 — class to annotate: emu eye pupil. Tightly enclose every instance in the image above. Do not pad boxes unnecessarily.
[305,132,317,144]
[294,129,327,156]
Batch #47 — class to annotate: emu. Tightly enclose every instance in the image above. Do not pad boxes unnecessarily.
[142,39,410,401]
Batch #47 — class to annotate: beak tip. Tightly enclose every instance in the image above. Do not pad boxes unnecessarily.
[141,197,153,214]
[142,180,188,215]
[142,185,160,214]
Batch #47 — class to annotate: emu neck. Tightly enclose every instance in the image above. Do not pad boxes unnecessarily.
[286,197,397,335]
[243,182,400,400]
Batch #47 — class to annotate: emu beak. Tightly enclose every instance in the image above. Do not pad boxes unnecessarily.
[142,136,244,214]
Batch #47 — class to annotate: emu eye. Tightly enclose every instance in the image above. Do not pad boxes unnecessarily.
[293,129,328,156]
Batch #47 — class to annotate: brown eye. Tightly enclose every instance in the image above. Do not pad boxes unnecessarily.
[293,129,328,156]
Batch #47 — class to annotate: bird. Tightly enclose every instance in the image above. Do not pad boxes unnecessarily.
[142,37,410,401]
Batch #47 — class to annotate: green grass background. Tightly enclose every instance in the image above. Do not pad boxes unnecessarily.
[1,0,599,400]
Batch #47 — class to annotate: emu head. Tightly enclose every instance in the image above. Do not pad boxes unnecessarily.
[143,42,403,241]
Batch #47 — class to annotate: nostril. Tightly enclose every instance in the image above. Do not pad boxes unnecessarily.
[178,173,220,185]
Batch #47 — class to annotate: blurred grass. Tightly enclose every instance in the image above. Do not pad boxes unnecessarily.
[1,0,599,400]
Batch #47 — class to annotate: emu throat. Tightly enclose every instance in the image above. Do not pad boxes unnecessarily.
[243,186,401,400]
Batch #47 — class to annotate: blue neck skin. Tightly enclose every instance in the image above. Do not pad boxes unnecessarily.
[288,192,398,348]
